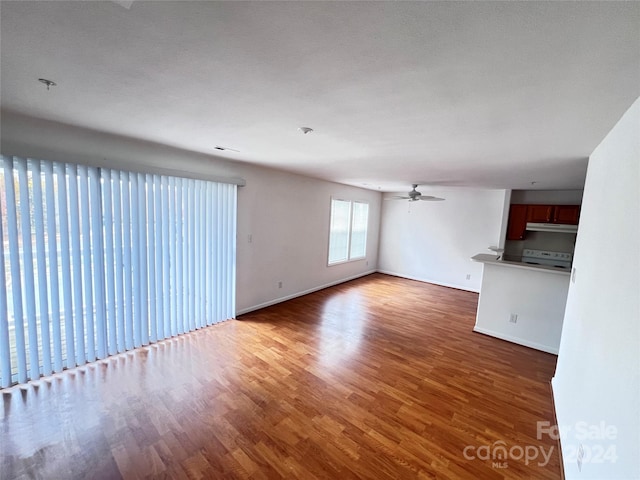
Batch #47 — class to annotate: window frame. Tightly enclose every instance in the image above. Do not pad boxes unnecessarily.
[327,197,369,266]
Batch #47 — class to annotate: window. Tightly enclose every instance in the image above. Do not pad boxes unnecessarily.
[328,198,369,265]
[0,155,237,388]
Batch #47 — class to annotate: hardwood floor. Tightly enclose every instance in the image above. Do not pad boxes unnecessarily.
[1,273,561,479]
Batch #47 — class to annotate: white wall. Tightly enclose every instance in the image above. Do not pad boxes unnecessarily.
[0,111,381,315]
[236,168,380,313]
[474,263,569,354]
[378,188,508,292]
[552,98,639,479]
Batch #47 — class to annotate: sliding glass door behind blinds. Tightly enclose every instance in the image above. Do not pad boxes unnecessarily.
[0,155,237,388]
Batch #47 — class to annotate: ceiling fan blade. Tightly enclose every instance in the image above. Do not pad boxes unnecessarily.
[388,195,410,199]
[419,196,445,201]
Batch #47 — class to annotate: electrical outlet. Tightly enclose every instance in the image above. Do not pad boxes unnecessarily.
[278,281,283,289]
[248,234,252,243]
[509,313,518,324]
[577,444,584,471]
[466,274,471,280]
[572,267,577,284]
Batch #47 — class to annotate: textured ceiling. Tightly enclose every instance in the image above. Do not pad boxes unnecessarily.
[1,1,638,192]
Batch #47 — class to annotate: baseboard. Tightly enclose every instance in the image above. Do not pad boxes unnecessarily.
[376,269,480,293]
[473,326,559,354]
[236,269,377,315]
[549,379,566,480]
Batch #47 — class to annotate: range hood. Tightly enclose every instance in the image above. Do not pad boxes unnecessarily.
[526,222,578,234]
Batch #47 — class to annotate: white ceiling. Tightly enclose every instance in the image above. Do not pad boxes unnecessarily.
[1,1,638,192]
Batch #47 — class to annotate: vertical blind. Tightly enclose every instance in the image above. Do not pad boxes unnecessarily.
[0,155,237,388]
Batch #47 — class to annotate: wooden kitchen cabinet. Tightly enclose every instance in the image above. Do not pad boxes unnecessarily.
[506,203,581,241]
[506,205,528,240]
[552,205,580,224]
[526,205,554,223]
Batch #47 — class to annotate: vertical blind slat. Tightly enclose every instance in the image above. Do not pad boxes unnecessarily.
[194,181,201,329]
[4,158,27,383]
[224,185,231,320]
[131,173,141,348]
[185,180,190,332]
[200,182,206,327]
[0,163,12,387]
[221,185,229,320]
[188,180,195,332]
[122,172,133,351]
[16,159,40,380]
[56,162,75,368]
[79,165,95,363]
[31,160,53,376]
[43,162,63,372]
[205,182,212,326]
[161,176,170,337]
[230,185,238,320]
[113,170,125,353]
[137,173,148,346]
[68,164,85,366]
[213,183,221,324]
[146,174,157,344]
[169,177,177,337]
[154,175,164,340]
[174,178,182,335]
[193,180,202,328]
[90,167,107,358]
[226,185,233,319]
[103,169,117,356]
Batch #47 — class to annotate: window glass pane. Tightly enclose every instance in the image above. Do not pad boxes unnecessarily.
[328,199,351,264]
[349,202,368,259]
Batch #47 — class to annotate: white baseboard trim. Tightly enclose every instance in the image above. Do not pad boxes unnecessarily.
[236,269,377,316]
[473,326,559,355]
[376,269,480,293]
[549,378,566,480]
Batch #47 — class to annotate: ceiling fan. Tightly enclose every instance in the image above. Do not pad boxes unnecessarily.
[389,184,445,202]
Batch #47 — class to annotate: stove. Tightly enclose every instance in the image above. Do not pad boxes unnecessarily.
[521,249,573,269]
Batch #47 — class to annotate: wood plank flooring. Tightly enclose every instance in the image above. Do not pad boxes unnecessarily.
[1,273,561,479]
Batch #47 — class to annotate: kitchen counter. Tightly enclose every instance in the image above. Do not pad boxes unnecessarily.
[471,253,570,276]
[471,253,570,354]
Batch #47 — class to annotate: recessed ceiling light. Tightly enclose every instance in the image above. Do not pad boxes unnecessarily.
[38,78,56,90]
[298,127,313,135]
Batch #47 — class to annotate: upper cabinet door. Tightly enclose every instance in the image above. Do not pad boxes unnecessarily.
[553,205,581,225]
[506,205,528,240]
[526,205,554,223]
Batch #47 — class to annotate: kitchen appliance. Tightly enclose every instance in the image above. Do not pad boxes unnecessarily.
[521,249,573,269]
[525,222,578,234]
